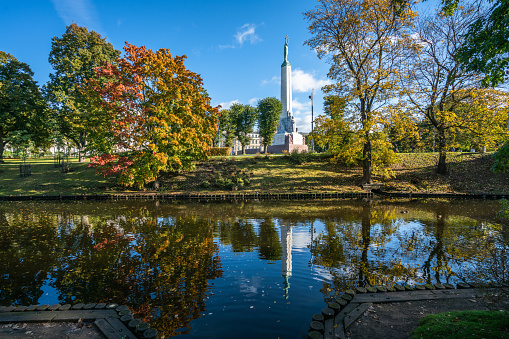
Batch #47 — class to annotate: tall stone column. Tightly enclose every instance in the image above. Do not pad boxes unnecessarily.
[268,36,308,153]
[281,57,292,128]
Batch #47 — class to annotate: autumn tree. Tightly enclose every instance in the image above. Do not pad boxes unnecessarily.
[304,0,417,183]
[0,52,51,162]
[311,95,355,161]
[380,103,422,153]
[47,24,120,162]
[86,43,219,188]
[257,97,282,153]
[230,103,257,155]
[448,89,508,151]
[216,108,236,148]
[400,5,497,174]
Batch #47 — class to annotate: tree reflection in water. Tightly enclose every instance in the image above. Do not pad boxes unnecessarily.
[0,206,223,338]
[308,201,502,297]
[0,211,58,306]
[0,200,506,337]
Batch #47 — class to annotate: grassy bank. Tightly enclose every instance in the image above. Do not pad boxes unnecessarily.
[411,310,509,338]
[0,152,508,196]
[0,158,115,196]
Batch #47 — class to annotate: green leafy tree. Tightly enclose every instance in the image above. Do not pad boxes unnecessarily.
[47,24,120,162]
[257,97,282,153]
[323,95,348,120]
[0,52,50,162]
[217,108,236,148]
[457,0,509,87]
[311,96,355,160]
[230,103,257,155]
[493,141,509,173]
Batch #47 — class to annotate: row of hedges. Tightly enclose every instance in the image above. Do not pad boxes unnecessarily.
[210,147,231,156]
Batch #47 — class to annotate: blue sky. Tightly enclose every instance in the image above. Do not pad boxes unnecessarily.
[1,0,441,133]
[1,0,338,133]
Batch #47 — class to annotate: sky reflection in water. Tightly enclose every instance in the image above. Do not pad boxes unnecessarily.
[0,199,505,338]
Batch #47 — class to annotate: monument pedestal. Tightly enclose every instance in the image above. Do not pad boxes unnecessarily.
[267,132,308,154]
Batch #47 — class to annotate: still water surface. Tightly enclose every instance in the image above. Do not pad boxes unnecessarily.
[0,199,506,338]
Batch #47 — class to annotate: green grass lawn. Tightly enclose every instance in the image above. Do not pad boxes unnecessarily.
[411,310,509,339]
[0,158,116,196]
[0,152,508,196]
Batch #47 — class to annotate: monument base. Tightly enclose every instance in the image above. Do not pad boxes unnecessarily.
[267,144,308,154]
[267,132,308,154]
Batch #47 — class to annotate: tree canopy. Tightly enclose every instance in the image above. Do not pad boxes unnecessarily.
[400,5,504,174]
[86,43,219,188]
[257,97,282,153]
[216,108,236,148]
[0,52,50,162]
[456,0,509,87]
[47,23,120,161]
[304,0,417,183]
[230,103,257,155]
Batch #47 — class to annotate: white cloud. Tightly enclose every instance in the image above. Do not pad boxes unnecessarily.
[218,44,236,50]
[294,114,312,133]
[292,69,331,93]
[235,24,261,45]
[50,0,100,30]
[292,98,311,111]
[292,98,313,133]
[218,100,239,110]
[248,97,260,106]
[220,23,262,49]
[261,76,280,86]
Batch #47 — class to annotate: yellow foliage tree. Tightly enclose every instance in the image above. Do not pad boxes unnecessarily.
[304,0,418,184]
[400,5,506,173]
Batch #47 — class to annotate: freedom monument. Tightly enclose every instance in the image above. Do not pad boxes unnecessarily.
[268,36,308,154]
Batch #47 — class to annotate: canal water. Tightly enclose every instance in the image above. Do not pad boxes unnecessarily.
[0,199,507,338]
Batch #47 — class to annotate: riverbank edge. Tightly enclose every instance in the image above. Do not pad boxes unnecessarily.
[0,190,508,202]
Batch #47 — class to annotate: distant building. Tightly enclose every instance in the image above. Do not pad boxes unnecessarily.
[217,132,264,155]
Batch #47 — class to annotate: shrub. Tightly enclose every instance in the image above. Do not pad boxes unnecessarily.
[492,141,509,173]
[285,150,310,165]
[210,147,231,156]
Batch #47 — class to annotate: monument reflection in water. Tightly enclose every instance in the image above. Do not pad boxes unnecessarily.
[0,199,506,338]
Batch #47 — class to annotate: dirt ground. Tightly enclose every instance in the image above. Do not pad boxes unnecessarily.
[0,321,105,338]
[346,295,509,339]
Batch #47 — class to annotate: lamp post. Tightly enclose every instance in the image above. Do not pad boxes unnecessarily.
[309,90,314,152]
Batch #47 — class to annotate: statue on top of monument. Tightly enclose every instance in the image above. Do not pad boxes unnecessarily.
[284,35,289,63]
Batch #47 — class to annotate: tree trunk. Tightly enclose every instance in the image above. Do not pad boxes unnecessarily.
[263,144,268,154]
[0,140,4,164]
[436,127,448,175]
[0,128,4,163]
[362,138,372,184]
[242,145,246,155]
[153,176,160,190]
[78,145,85,162]
[78,132,87,162]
